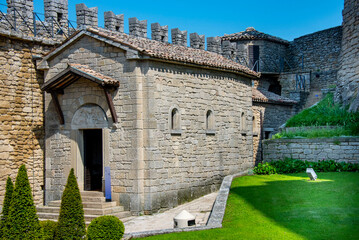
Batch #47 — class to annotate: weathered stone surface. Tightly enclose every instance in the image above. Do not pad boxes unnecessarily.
[263,137,359,163]
[104,11,124,33]
[336,0,359,112]
[76,3,98,28]
[171,28,187,47]
[129,17,147,38]
[0,34,52,205]
[252,102,294,163]
[190,33,205,50]
[151,23,168,43]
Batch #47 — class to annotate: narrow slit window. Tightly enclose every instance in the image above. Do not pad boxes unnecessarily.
[206,110,214,130]
[252,116,257,134]
[171,108,180,130]
[240,112,246,131]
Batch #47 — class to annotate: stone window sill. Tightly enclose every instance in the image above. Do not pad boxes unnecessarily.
[170,129,182,136]
[206,130,216,135]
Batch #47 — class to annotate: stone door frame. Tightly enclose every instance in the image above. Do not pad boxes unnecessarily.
[70,104,111,192]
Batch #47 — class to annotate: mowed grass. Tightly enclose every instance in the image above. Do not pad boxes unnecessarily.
[140,173,359,240]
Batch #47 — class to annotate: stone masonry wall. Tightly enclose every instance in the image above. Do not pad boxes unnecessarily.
[142,61,254,213]
[287,27,342,105]
[44,35,142,211]
[235,40,287,73]
[252,102,294,163]
[0,33,54,205]
[263,137,359,163]
[336,0,359,112]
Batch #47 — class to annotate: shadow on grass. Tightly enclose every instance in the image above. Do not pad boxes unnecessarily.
[230,173,359,240]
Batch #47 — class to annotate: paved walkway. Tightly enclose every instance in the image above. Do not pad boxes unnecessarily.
[123,192,218,234]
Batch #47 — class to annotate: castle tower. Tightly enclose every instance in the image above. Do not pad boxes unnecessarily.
[171,28,187,46]
[335,0,359,111]
[207,37,221,54]
[151,23,168,42]
[76,3,98,29]
[190,32,205,50]
[6,0,34,24]
[44,0,68,27]
[221,40,237,60]
[129,17,147,38]
[104,11,124,33]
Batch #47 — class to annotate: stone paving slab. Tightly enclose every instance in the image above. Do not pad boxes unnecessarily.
[124,192,218,234]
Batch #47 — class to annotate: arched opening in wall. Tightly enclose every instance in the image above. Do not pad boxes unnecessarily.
[71,104,108,192]
[171,108,180,130]
[268,83,282,96]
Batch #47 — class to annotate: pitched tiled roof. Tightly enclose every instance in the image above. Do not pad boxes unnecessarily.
[41,63,119,91]
[222,27,290,45]
[69,64,119,86]
[252,88,297,105]
[85,27,260,78]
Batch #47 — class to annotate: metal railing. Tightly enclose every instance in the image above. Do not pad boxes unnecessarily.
[295,74,306,91]
[0,3,76,39]
[236,54,305,73]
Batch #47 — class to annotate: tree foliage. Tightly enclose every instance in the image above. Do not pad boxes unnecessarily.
[55,168,86,239]
[4,165,43,239]
[87,216,125,240]
[0,177,14,238]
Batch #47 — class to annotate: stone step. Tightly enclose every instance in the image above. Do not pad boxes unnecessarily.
[39,211,132,226]
[80,191,105,198]
[37,206,125,215]
[37,212,100,222]
[81,196,106,203]
[48,200,117,209]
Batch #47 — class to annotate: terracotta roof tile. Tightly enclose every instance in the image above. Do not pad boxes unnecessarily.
[252,88,297,105]
[69,63,119,86]
[86,27,260,78]
[222,27,290,45]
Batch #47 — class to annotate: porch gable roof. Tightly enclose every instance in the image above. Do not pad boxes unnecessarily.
[41,63,119,92]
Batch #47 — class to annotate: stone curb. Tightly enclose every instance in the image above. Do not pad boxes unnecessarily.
[123,170,249,239]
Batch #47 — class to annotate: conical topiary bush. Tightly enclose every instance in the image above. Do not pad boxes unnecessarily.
[0,177,14,238]
[55,168,86,239]
[4,165,43,239]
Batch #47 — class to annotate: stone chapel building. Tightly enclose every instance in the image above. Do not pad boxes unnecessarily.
[37,27,259,213]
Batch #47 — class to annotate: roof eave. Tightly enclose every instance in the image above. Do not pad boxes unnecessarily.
[134,55,260,79]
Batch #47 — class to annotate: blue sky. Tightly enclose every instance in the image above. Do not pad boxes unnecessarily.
[30,0,343,41]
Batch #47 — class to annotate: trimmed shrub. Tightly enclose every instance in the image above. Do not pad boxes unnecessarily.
[253,162,277,175]
[4,165,43,239]
[41,220,57,240]
[87,216,125,240]
[55,168,86,240]
[0,177,14,238]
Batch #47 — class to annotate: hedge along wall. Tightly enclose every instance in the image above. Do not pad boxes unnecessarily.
[263,137,359,164]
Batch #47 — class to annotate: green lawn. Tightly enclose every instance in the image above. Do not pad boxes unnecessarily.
[139,172,359,240]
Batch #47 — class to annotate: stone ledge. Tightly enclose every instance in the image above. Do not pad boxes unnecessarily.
[264,137,359,144]
[124,170,249,239]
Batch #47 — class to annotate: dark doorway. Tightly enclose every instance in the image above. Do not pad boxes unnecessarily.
[83,129,103,191]
[249,45,260,72]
